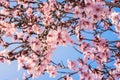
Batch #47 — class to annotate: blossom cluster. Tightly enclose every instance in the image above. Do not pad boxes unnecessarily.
[0,0,120,80]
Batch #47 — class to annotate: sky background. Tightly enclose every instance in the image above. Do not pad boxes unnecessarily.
[0,0,120,80]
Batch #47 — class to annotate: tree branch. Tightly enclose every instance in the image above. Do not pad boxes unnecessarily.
[105,1,120,8]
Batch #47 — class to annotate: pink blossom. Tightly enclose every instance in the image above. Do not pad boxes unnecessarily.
[0,58,4,63]
[65,75,74,80]
[116,42,120,48]
[67,60,76,70]
[115,24,120,32]
[4,1,10,7]
[30,40,41,51]
[46,65,57,78]
[110,12,120,24]
[64,4,72,12]
[114,59,120,71]
[26,8,33,15]
[17,56,25,70]
[13,10,19,17]
[0,0,119,80]
[32,25,42,34]
[73,6,81,18]
[80,72,90,80]
[0,8,9,15]
[79,42,90,53]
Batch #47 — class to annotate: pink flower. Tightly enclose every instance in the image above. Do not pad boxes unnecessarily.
[80,72,90,80]
[47,30,58,46]
[13,10,19,17]
[73,6,81,18]
[79,42,90,53]
[83,54,89,63]
[64,4,72,12]
[47,28,73,47]
[49,0,56,3]
[0,58,4,63]
[110,12,120,24]
[17,56,25,70]
[116,42,120,48]
[65,75,74,80]
[115,24,120,32]
[0,8,9,15]
[32,25,42,34]
[30,41,41,51]
[46,65,57,78]
[49,71,57,78]
[26,8,33,15]
[5,1,10,7]
[67,60,76,70]
[56,11,61,17]
[91,2,104,14]
[114,59,120,71]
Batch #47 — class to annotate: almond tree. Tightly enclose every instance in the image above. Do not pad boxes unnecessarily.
[0,0,120,80]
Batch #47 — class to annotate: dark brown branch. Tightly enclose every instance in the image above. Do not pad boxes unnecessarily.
[105,1,120,8]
